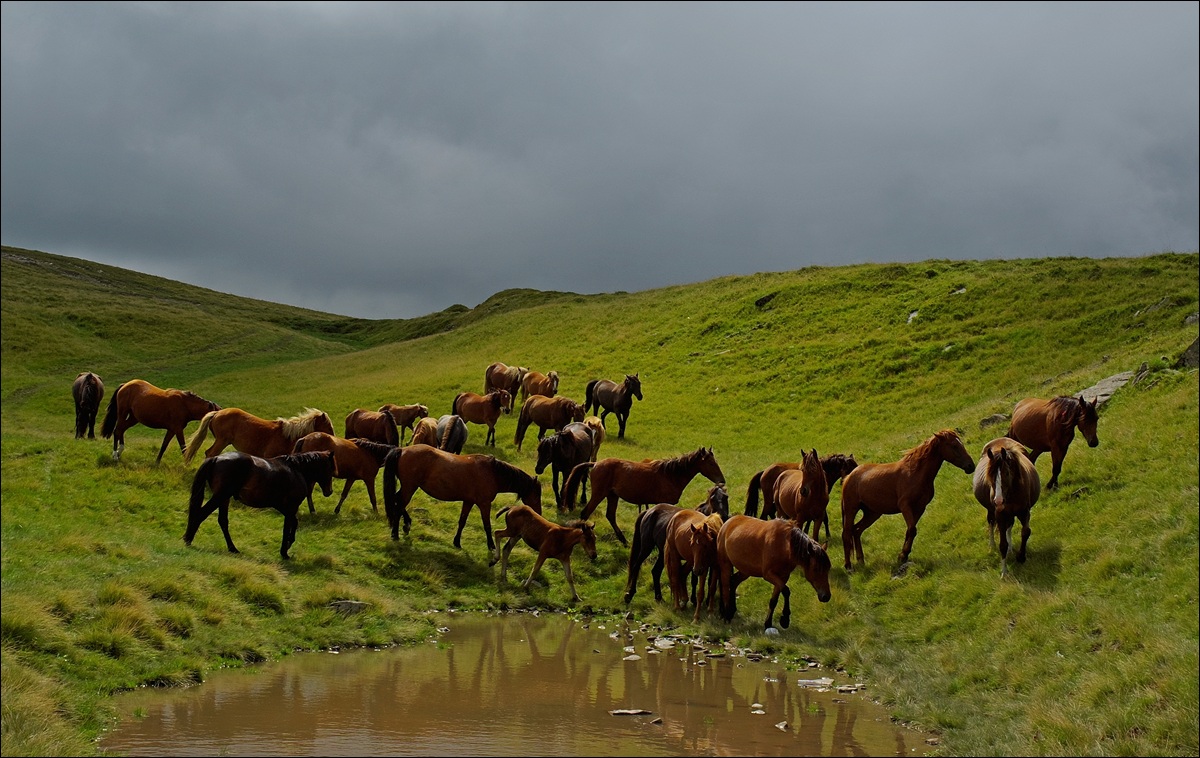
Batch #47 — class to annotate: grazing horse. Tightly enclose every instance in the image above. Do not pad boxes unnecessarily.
[72,371,105,439]
[452,390,511,447]
[535,422,600,510]
[773,449,832,543]
[585,373,643,439]
[717,515,832,630]
[483,362,528,413]
[973,437,1041,576]
[101,379,221,463]
[344,408,399,446]
[623,484,730,606]
[745,453,859,521]
[490,504,597,603]
[564,447,726,546]
[435,414,468,454]
[379,403,430,445]
[583,416,606,461]
[184,407,334,464]
[293,433,396,514]
[381,444,542,550]
[410,417,439,447]
[1006,395,1099,490]
[664,510,725,621]
[840,429,976,572]
[520,370,560,404]
[183,450,336,560]
[513,395,586,451]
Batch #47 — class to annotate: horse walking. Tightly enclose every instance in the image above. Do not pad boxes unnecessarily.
[183,451,336,560]
[293,433,396,514]
[535,422,599,510]
[745,452,858,521]
[972,437,1041,576]
[379,403,430,445]
[1006,395,1099,490]
[717,515,832,630]
[453,390,511,447]
[344,408,399,446]
[490,504,597,603]
[585,373,643,439]
[72,371,105,439]
[520,370,559,404]
[184,407,334,463]
[840,429,975,572]
[101,379,221,463]
[664,509,725,621]
[483,362,527,412]
[623,484,729,606]
[514,395,585,451]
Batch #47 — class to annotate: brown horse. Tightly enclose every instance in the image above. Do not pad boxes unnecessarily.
[745,453,859,520]
[717,515,832,630]
[564,447,726,546]
[773,449,831,542]
[513,395,586,451]
[184,450,336,560]
[72,371,105,439]
[840,429,976,572]
[583,416,606,461]
[483,362,527,412]
[973,437,1041,576]
[410,417,439,447]
[183,407,334,464]
[101,379,221,463]
[453,390,511,447]
[622,484,729,606]
[344,408,399,446]
[293,433,396,515]
[381,444,542,550]
[1006,395,1099,490]
[664,510,725,621]
[585,373,643,439]
[520,370,560,404]
[490,504,597,603]
[379,403,430,445]
[535,422,600,510]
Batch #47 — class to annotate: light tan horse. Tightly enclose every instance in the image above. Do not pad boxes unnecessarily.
[583,416,606,461]
[1006,395,1099,489]
[101,379,221,463]
[520,370,560,404]
[972,437,1041,576]
[409,417,439,447]
[183,407,334,463]
[490,504,597,603]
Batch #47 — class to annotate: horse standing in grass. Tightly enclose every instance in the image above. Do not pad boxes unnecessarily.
[623,484,729,606]
[585,373,643,439]
[745,453,858,520]
[293,433,396,514]
[1006,395,1099,490]
[453,390,510,447]
[490,504,597,603]
[379,403,429,445]
[772,449,831,543]
[514,395,585,451]
[344,408,399,446]
[520,370,559,404]
[973,437,1041,576]
[410,417,439,447]
[583,416,606,461]
[483,362,527,413]
[717,515,832,630]
[664,509,725,621]
[840,429,975,572]
[184,407,334,463]
[72,371,104,439]
[435,414,468,454]
[101,379,221,463]
[535,422,599,510]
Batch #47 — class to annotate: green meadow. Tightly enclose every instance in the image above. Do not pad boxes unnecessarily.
[2,245,1197,756]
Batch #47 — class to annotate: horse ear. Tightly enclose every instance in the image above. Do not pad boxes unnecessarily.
[818,541,828,551]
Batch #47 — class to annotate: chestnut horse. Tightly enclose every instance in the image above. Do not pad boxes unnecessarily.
[773,449,832,543]
[490,504,597,603]
[585,373,643,439]
[183,407,334,464]
[483,362,527,413]
[344,408,399,446]
[664,509,725,621]
[410,417,439,447]
[623,484,729,606]
[535,421,600,510]
[717,515,832,630]
[1006,395,1099,490]
[184,450,336,560]
[72,371,105,439]
[293,433,396,514]
[101,379,221,463]
[514,395,586,451]
[379,403,430,445]
[564,447,726,546]
[452,390,511,447]
[520,370,559,404]
[381,444,542,550]
[972,437,1041,576]
[840,429,975,572]
[745,453,859,520]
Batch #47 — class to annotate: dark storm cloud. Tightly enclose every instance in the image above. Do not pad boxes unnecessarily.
[3,2,1196,319]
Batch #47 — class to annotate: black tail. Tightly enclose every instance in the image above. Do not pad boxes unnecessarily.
[382,447,402,529]
[744,470,763,518]
[563,462,595,509]
[585,379,599,413]
[383,413,399,447]
[622,508,650,604]
[184,457,215,544]
[99,383,124,439]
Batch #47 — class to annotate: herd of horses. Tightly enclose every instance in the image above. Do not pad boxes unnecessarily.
[74,365,1101,629]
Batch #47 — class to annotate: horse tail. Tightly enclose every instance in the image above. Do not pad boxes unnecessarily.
[452,393,465,417]
[563,462,595,509]
[585,379,599,412]
[382,446,402,525]
[183,411,216,464]
[496,505,511,520]
[383,412,399,447]
[100,383,124,439]
[184,456,215,543]
[622,508,649,604]
[744,470,764,518]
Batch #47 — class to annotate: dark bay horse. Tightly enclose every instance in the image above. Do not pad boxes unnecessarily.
[435,414,468,454]
[565,447,726,546]
[773,449,832,543]
[585,373,643,439]
[514,395,586,451]
[745,453,859,520]
[623,484,729,606]
[453,390,511,447]
[101,379,221,463]
[72,371,104,439]
[483,362,527,412]
[490,504,597,603]
[184,407,334,464]
[973,437,1041,576]
[840,429,975,572]
[381,444,542,550]
[293,433,396,514]
[344,408,399,446]
[1006,395,1099,489]
[184,450,336,560]
[664,509,725,621]
[520,370,559,404]
[535,422,600,510]
[379,403,430,445]
[717,515,832,630]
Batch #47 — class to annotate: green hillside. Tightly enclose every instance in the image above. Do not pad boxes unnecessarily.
[2,245,1197,756]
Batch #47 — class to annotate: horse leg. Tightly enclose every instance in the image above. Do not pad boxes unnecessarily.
[391,485,416,540]
[1016,511,1032,564]
[522,552,549,591]
[852,509,883,567]
[490,527,512,566]
[453,502,472,548]
[365,477,379,514]
[650,549,666,602]
[334,479,355,514]
[1047,448,1065,490]
[898,508,919,564]
[605,494,628,547]
[479,503,495,552]
[216,502,239,554]
[281,511,298,560]
[998,513,1014,577]
[184,495,225,545]
[778,584,792,629]
[498,536,518,581]
[560,554,581,603]
[617,412,627,439]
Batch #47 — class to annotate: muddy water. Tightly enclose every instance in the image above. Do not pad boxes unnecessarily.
[101,612,928,757]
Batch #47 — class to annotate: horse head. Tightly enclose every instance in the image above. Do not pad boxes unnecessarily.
[1077,396,1100,448]
[534,435,555,475]
[575,520,598,561]
[548,371,560,394]
[696,446,726,486]
[936,429,976,474]
[792,526,832,603]
[626,373,643,401]
[702,483,730,519]
[799,448,824,499]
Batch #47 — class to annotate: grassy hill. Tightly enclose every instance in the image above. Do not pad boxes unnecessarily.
[2,245,1197,756]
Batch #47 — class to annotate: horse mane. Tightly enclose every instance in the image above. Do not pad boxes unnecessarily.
[788,522,830,565]
[284,450,332,471]
[351,438,397,462]
[901,429,960,463]
[491,456,537,496]
[658,449,704,476]
[564,518,591,531]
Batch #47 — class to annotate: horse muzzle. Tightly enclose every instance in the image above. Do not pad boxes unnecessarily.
[1087,438,1099,448]
[818,590,831,603]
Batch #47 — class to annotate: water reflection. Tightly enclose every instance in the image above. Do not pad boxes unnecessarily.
[101,613,926,757]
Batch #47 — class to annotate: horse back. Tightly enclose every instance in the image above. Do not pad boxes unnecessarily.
[717,515,780,578]
[840,462,906,516]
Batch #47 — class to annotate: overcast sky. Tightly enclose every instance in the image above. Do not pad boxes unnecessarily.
[3,2,1197,320]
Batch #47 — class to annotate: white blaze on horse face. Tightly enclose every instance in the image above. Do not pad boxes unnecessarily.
[992,466,1005,508]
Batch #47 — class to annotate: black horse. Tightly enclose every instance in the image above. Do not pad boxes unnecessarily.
[622,483,729,605]
[535,421,599,510]
[585,373,643,439]
[72,371,104,439]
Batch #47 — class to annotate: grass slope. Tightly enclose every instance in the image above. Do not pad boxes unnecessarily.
[2,246,1197,756]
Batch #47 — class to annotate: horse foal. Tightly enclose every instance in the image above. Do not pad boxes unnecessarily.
[491,505,597,603]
